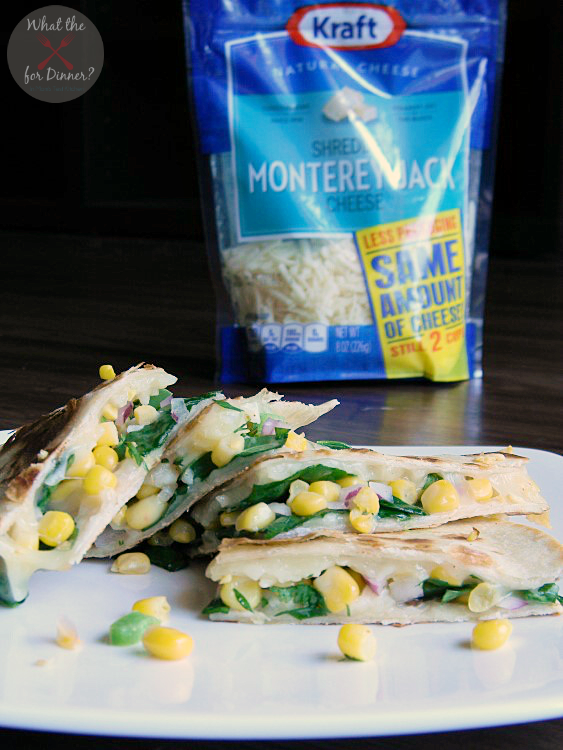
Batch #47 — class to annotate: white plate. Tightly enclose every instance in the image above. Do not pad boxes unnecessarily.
[0,436,562,739]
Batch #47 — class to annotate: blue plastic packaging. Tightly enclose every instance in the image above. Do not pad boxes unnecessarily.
[184,1,506,383]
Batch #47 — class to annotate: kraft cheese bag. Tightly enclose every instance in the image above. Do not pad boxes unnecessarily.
[184,1,506,383]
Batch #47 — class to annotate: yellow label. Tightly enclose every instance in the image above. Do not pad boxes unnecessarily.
[356,209,468,381]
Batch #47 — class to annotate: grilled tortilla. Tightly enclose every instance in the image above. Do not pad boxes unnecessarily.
[192,448,549,553]
[88,390,338,557]
[0,365,215,605]
[204,519,563,624]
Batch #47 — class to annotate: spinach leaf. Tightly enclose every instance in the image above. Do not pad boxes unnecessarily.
[202,598,229,615]
[422,577,477,603]
[519,583,563,605]
[213,400,243,412]
[138,542,191,572]
[234,589,253,611]
[421,473,443,493]
[187,452,216,483]
[263,508,348,539]
[232,464,350,512]
[36,454,74,512]
[271,582,328,620]
[184,391,221,410]
[378,496,428,519]
[316,440,351,450]
[237,427,290,458]
[148,389,172,409]
[115,411,176,466]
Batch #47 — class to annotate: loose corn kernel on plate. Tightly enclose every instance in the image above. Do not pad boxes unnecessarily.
[0,439,562,740]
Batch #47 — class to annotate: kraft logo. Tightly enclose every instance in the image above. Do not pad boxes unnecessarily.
[287,3,406,50]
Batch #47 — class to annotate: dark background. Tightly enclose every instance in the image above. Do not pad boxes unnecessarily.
[1,0,562,255]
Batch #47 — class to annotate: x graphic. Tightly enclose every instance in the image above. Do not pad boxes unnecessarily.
[36,32,75,70]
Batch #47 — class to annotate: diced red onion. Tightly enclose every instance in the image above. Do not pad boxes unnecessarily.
[117,401,133,427]
[369,481,392,501]
[261,418,284,436]
[340,486,362,508]
[171,398,189,424]
[365,577,384,595]
[497,595,527,610]
[160,394,172,409]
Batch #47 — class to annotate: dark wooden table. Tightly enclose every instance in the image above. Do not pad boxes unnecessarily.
[0,231,562,748]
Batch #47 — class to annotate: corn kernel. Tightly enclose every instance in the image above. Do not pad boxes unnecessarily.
[96,421,119,447]
[308,481,341,503]
[50,478,82,502]
[338,624,377,661]
[284,431,308,452]
[349,508,374,534]
[111,552,151,575]
[219,510,239,527]
[56,617,81,651]
[211,433,245,468]
[467,478,494,503]
[143,626,193,660]
[389,479,417,505]
[38,511,75,547]
[421,480,459,514]
[134,404,159,425]
[133,596,171,623]
[125,494,167,530]
[346,568,366,592]
[235,502,275,532]
[99,364,116,381]
[102,402,119,421]
[83,465,118,495]
[336,475,366,488]
[472,619,512,650]
[430,565,462,587]
[110,506,127,530]
[290,491,327,517]
[313,566,360,613]
[351,486,380,514]
[66,451,96,478]
[220,576,262,611]
[169,518,196,543]
[93,445,119,472]
[467,582,504,613]
[136,483,159,500]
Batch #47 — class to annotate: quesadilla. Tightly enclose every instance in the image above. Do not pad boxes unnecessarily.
[191,448,548,553]
[203,519,563,624]
[0,364,217,605]
[87,390,338,558]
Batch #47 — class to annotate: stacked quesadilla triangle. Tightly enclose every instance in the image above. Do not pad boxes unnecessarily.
[0,364,219,605]
[198,445,563,624]
[88,390,339,560]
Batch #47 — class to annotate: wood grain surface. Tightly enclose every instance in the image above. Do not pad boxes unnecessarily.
[0,231,561,748]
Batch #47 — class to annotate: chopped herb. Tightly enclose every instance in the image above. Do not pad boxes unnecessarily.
[421,473,442,493]
[519,583,563,605]
[36,454,74,512]
[173,456,184,467]
[316,440,351,450]
[271,583,328,620]
[148,389,173,409]
[202,598,229,615]
[213,399,243,412]
[261,596,268,609]
[346,604,351,616]
[237,427,290,458]
[232,464,350,512]
[234,589,253,611]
